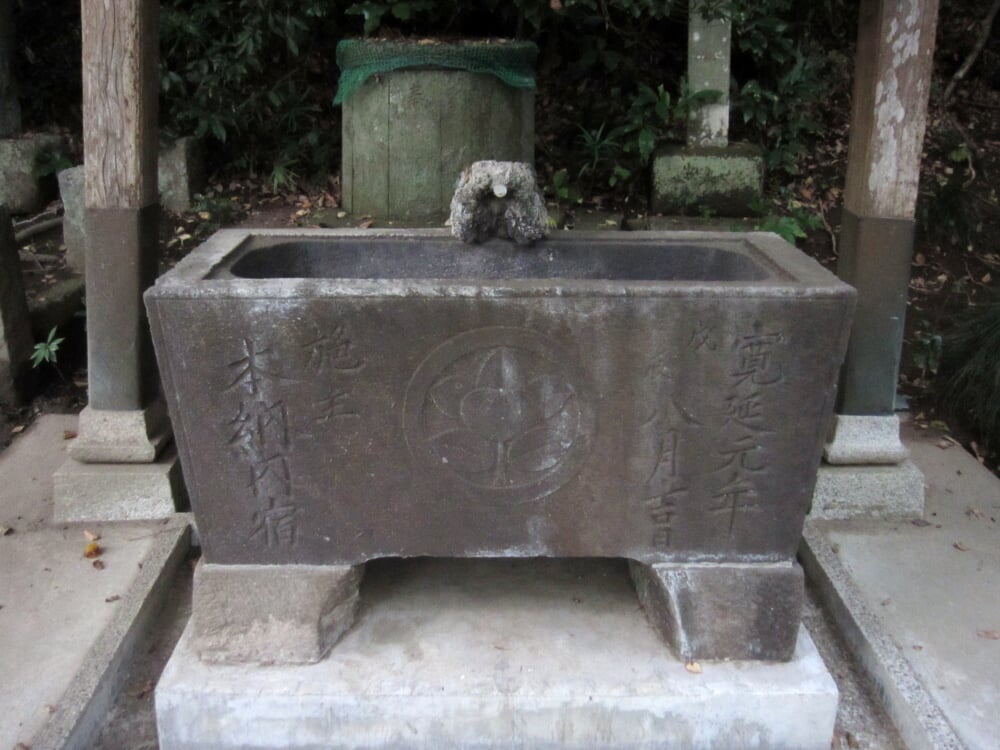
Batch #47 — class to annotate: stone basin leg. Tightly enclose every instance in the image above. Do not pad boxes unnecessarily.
[192,562,363,665]
[629,560,803,662]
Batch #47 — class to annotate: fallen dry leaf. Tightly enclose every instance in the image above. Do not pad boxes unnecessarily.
[83,541,103,558]
[356,216,375,229]
[967,507,987,521]
[92,559,106,570]
[11,424,24,434]
[83,530,100,543]
[62,430,77,440]
[0,525,12,536]
[954,542,969,552]
[911,519,932,527]
[684,661,702,674]
[105,595,121,603]
[977,629,1000,640]
[913,644,924,651]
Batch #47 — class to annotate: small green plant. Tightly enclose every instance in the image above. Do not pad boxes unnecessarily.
[35,148,74,179]
[31,326,65,369]
[758,205,821,245]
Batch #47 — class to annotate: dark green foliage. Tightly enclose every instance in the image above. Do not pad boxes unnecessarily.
[729,0,853,175]
[10,0,82,131]
[938,297,1000,454]
[159,0,340,189]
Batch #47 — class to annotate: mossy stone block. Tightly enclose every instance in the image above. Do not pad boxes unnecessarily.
[651,143,764,217]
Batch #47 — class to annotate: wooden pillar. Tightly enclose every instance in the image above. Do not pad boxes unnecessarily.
[836,0,939,419]
[71,0,168,462]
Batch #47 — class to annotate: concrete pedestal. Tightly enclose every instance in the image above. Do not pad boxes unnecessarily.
[53,444,184,522]
[811,460,925,520]
[156,558,838,750]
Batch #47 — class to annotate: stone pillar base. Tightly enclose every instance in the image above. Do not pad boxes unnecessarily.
[69,401,171,463]
[629,560,803,662]
[824,413,907,465]
[810,460,925,520]
[651,143,764,217]
[192,562,364,665]
[53,443,185,522]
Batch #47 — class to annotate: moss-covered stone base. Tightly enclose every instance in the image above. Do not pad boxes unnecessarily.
[651,143,764,217]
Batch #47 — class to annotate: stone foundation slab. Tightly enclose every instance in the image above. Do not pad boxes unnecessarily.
[156,558,838,750]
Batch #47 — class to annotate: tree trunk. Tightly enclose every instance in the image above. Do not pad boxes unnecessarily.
[0,0,22,138]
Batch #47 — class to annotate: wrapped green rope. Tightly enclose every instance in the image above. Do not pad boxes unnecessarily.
[334,39,538,104]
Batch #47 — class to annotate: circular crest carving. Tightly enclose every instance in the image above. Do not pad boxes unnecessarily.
[404,328,593,502]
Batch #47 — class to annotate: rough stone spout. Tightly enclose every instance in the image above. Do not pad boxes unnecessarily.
[450,160,548,245]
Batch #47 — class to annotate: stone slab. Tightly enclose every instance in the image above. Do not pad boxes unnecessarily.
[29,518,192,750]
[687,5,731,147]
[68,402,171,463]
[630,560,803,661]
[57,165,86,272]
[824,413,908,465]
[0,133,63,214]
[156,557,839,750]
[53,443,185,522]
[159,138,205,213]
[651,144,764,217]
[192,562,362,664]
[801,526,964,750]
[810,460,924,519]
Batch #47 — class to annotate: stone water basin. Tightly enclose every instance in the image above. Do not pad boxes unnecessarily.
[146,229,855,662]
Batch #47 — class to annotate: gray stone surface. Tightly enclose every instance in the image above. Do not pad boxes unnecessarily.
[801,527,964,750]
[68,401,172,463]
[53,443,184,522]
[0,204,34,406]
[147,229,854,571]
[651,144,764,217]
[811,460,924,519]
[0,414,191,750]
[687,2,731,147]
[57,165,86,272]
[805,414,1000,750]
[0,133,63,213]
[824,413,909,465]
[156,557,840,750]
[450,160,548,244]
[192,562,362,665]
[158,137,205,213]
[342,67,534,223]
[630,560,804,661]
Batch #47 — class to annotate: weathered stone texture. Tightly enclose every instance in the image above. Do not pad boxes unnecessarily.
[652,144,764,217]
[57,166,85,273]
[192,562,363,665]
[630,560,805,661]
[450,160,548,244]
[0,134,63,214]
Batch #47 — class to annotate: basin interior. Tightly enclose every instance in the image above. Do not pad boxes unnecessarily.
[221,237,774,282]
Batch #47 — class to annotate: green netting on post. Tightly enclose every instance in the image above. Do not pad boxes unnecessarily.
[334,39,539,105]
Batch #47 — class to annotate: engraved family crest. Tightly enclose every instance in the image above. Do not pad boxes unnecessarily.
[404,328,593,501]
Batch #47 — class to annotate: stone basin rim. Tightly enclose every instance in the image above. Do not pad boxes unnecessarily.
[151,228,851,300]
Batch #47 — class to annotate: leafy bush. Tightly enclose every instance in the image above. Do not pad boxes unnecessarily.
[159,0,340,189]
[729,0,852,174]
[937,297,1000,455]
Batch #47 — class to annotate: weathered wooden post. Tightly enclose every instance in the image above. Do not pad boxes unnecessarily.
[813,0,939,518]
[54,0,182,520]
